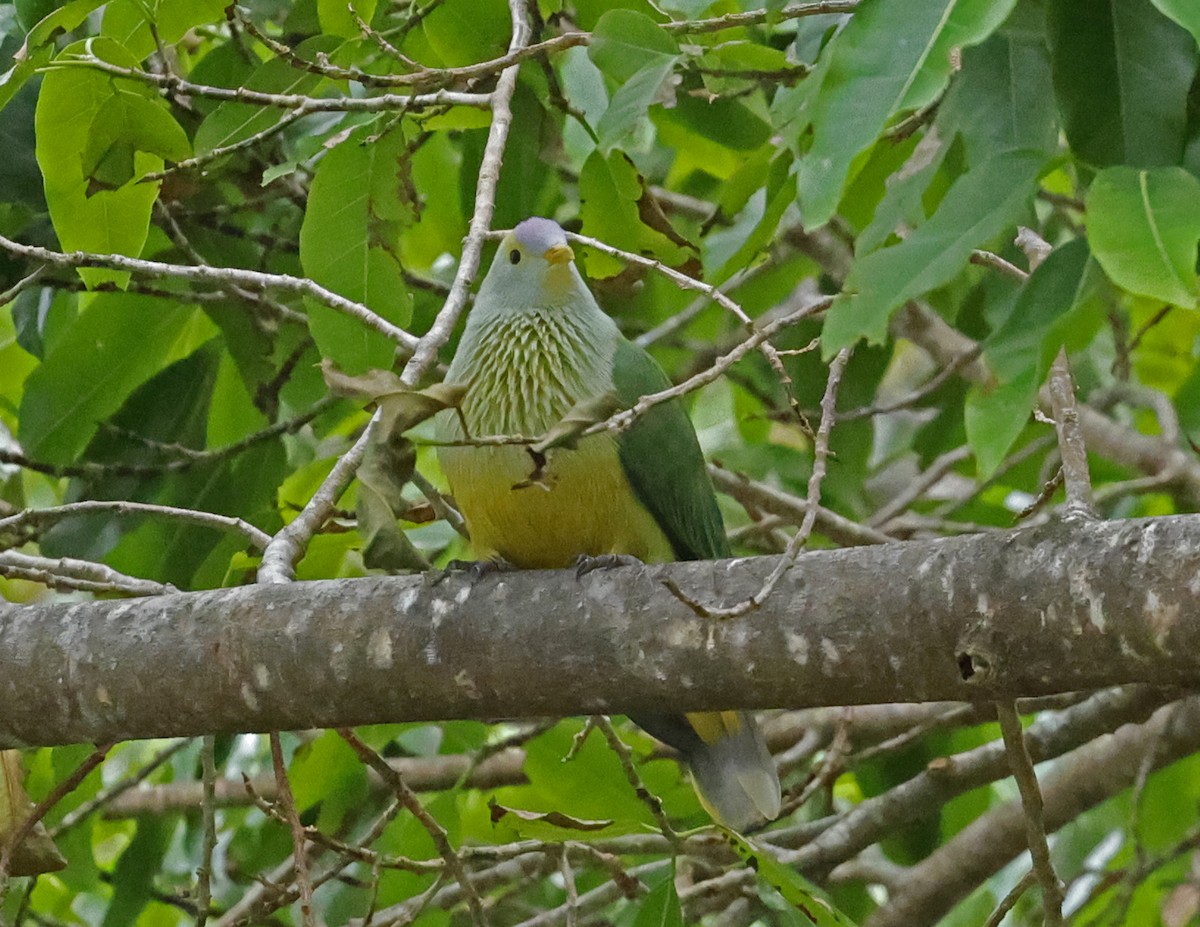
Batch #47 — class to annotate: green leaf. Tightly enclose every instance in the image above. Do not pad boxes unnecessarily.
[578,149,694,277]
[18,294,215,463]
[318,0,377,38]
[632,873,684,927]
[193,35,340,155]
[1086,165,1200,309]
[101,817,171,927]
[797,0,1016,228]
[1048,0,1199,168]
[156,0,228,43]
[81,88,190,190]
[968,241,1108,474]
[421,0,509,67]
[589,9,679,83]
[0,46,51,112]
[965,369,1037,476]
[855,134,953,255]
[723,828,860,926]
[1151,0,1200,45]
[299,127,415,373]
[596,60,677,151]
[985,240,1107,382]
[13,0,105,59]
[588,9,680,150]
[35,39,166,287]
[823,149,1044,355]
[290,730,370,831]
[712,152,794,285]
[938,29,1059,162]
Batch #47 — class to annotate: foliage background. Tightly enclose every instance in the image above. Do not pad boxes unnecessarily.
[1,0,1200,924]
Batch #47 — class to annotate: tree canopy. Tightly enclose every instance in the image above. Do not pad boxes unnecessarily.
[1,0,1200,925]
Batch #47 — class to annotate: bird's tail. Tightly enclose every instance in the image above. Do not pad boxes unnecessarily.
[631,711,781,831]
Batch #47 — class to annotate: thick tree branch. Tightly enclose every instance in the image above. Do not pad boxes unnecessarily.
[2,516,1200,747]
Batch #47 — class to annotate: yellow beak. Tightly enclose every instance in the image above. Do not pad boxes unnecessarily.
[543,243,575,265]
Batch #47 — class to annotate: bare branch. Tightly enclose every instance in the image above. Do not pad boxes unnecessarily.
[0,233,418,352]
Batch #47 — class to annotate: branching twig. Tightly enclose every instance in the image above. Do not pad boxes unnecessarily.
[0,500,271,550]
[0,550,172,596]
[0,233,418,352]
[338,729,489,927]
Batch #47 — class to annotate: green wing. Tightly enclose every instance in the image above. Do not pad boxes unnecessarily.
[611,338,730,561]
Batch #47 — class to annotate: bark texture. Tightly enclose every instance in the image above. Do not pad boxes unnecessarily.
[2,514,1199,748]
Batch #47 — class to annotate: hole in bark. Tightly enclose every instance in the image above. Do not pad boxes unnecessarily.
[956,650,992,683]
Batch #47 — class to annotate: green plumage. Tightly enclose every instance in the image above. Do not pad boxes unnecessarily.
[611,338,730,562]
[438,217,780,830]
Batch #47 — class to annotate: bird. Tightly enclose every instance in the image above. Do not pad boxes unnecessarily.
[436,216,781,830]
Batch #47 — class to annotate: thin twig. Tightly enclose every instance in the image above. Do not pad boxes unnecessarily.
[0,233,418,352]
[338,729,490,927]
[0,500,271,550]
[0,550,172,596]
[995,703,1064,927]
[1046,350,1095,518]
[399,0,531,387]
[666,348,851,620]
[592,717,679,847]
[982,867,1038,927]
[194,736,218,927]
[269,733,317,927]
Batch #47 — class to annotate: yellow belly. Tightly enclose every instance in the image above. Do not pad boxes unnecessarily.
[439,434,674,569]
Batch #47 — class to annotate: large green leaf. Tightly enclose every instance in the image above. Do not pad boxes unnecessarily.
[35,39,169,286]
[18,294,216,463]
[1048,0,1199,168]
[1086,165,1200,309]
[588,9,679,83]
[938,28,1059,162]
[577,149,694,278]
[796,0,1015,228]
[968,240,1107,474]
[318,0,377,38]
[823,149,1044,355]
[81,87,190,190]
[984,239,1107,381]
[632,873,684,927]
[299,126,414,373]
[1151,0,1200,44]
[589,9,680,150]
[100,817,172,927]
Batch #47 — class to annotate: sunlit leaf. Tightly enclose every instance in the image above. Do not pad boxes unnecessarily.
[1087,166,1200,309]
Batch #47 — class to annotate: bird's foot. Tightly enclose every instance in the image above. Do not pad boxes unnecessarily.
[574,553,644,579]
[439,557,517,584]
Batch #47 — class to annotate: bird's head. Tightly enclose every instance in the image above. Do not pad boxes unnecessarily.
[480,217,580,310]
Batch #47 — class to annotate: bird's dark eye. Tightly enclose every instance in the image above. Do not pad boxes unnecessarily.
[509,249,521,265]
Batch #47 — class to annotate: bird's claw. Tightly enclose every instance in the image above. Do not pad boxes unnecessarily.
[574,553,644,579]
[439,557,517,584]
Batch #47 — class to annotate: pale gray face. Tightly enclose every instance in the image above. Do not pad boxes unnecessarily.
[476,217,579,312]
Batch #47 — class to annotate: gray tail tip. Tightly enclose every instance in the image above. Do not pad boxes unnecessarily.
[687,719,782,831]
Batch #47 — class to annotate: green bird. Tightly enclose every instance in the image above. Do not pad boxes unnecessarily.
[437,217,781,830]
